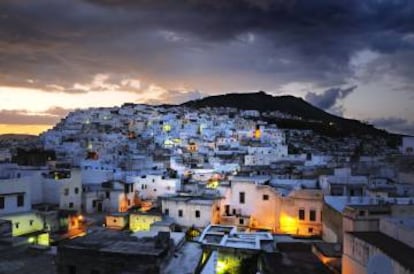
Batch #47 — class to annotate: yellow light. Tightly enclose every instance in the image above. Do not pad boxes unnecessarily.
[28,237,35,244]
[207,180,219,189]
[37,233,50,246]
[163,124,171,132]
[279,213,298,234]
[254,129,261,139]
[216,261,227,273]
[78,215,84,221]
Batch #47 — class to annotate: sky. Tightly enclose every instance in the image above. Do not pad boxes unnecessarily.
[0,0,413,135]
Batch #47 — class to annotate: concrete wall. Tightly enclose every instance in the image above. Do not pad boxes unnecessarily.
[161,199,220,228]
[0,178,31,215]
[0,212,44,236]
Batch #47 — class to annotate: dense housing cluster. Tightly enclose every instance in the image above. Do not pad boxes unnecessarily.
[1,104,414,274]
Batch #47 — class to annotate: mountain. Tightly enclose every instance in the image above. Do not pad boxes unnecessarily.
[0,134,37,141]
[181,91,396,138]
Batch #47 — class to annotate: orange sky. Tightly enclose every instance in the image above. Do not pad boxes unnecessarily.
[0,124,53,135]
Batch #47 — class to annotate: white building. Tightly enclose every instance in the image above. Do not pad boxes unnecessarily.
[401,136,414,155]
[128,174,180,200]
[160,195,222,228]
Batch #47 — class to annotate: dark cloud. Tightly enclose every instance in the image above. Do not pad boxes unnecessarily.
[370,117,414,135]
[145,89,204,105]
[0,0,413,93]
[305,86,357,115]
[0,107,73,125]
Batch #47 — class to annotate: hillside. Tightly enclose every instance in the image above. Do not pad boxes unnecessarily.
[181,91,396,138]
[0,134,37,141]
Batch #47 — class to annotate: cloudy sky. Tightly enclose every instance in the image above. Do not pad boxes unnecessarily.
[0,0,413,135]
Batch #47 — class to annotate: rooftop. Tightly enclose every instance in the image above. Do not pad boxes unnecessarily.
[60,229,171,256]
[348,231,414,272]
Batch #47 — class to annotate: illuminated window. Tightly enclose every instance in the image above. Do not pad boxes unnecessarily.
[310,209,316,221]
[0,196,4,209]
[298,209,305,220]
[178,209,183,217]
[195,210,200,218]
[239,192,245,204]
[263,194,269,201]
[17,195,24,207]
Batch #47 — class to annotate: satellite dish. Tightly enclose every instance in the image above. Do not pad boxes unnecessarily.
[367,254,393,274]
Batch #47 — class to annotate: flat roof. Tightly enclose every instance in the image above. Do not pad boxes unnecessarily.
[348,231,414,272]
[60,229,170,256]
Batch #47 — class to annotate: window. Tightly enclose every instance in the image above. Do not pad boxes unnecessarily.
[239,192,245,204]
[308,227,314,234]
[178,209,183,217]
[195,210,200,218]
[298,209,305,220]
[164,208,169,216]
[105,191,110,199]
[64,188,69,196]
[0,196,4,209]
[15,222,19,229]
[30,220,34,226]
[91,270,100,274]
[310,209,316,221]
[92,200,97,208]
[239,218,244,225]
[68,265,76,274]
[263,194,269,201]
[74,187,79,194]
[69,202,74,208]
[359,210,366,216]
[17,195,24,207]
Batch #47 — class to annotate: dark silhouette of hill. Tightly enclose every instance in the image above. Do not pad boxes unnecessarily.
[181,91,396,138]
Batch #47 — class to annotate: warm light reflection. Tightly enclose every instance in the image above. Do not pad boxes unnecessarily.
[279,213,298,234]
